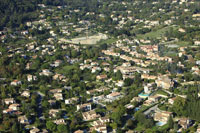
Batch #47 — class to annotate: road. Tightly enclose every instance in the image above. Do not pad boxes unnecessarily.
[36,91,45,119]
[163,90,186,98]
[143,104,159,116]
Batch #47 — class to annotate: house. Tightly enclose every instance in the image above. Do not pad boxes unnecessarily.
[144,83,155,94]
[178,28,186,33]
[54,93,63,100]
[9,104,20,111]
[26,63,32,70]
[77,103,92,111]
[101,62,110,66]
[105,92,122,102]
[143,99,155,106]
[92,116,110,126]
[178,117,191,129]
[54,60,63,67]
[192,13,200,18]
[92,95,105,104]
[74,130,84,133]
[41,129,48,133]
[168,97,177,105]
[82,110,100,121]
[99,116,110,123]
[97,86,110,92]
[91,62,99,66]
[21,30,28,35]
[39,69,53,76]
[11,80,22,86]
[102,50,120,56]
[196,60,200,65]
[125,104,135,109]
[91,67,101,73]
[27,74,37,82]
[154,111,172,123]
[116,80,124,87]
[196,124,200,133]
[144,95,161,106]
[192,66,199,71]
[194,41,200,46]
[136,67,152,74]
[80,64,91,70]
[30,128,40,133]
[96,75,107,80]
[3,109,14,114]
[179,47,185,52]
[123,74,135,79]
[155,75,174,89]
[131,97,143,103]
[65,97,78,104]
[50,89,62,93]
[21,91,31,98]
[84,59,92,64]
[64,86,72,90]
[149,95,161,102]
[4,98,15,105]
[106,92,122,101]
[54,119,66,125]
[122,62,131,67]
[178,52,184,57]
[49,109,59,117]
[26,22,32,27]
[90,124,107,133]
[18,115,30,124]
[48,100,56,106]
[53,73,66,81]
[92,119,105,126]
[86,89,97,95]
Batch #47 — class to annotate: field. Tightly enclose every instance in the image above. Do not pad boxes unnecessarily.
[97,38,118,45]
[136,26,178,39]
[60,33,108,45]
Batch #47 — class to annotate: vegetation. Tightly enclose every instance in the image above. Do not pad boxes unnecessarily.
[0,0,200,132]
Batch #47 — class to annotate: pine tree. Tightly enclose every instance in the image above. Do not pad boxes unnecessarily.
[168,116,174,129]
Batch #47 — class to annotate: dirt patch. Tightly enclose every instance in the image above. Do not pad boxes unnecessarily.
[59,33,108,45]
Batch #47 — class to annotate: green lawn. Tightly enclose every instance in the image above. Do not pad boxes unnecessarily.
[136,26,179,40]
[97,38,118,45]
[134,124,145,132]
[176,41,191,46]
[156,90,169,96]
[158,123,169,132]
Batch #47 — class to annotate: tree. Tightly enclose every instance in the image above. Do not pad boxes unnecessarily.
[111,105,126,125]
[34,118,41,128]
[46,121,57,131]
[173,96,186,116]
[196,53,200,60]
[144,129,156,133]
[173,122,179,131]
[57,124,69,133]
[110,122,117,129]
[143,118,154,128]
[168,116,174,129]
[112,70,122,81]
[71,50,78,58]
[124,78,134,86]
[72,74,80,82]
[99,43,107,50]
[127,119,135,129]
[11,123,19,133]
[91,130,98,133]
[70,118,79,131]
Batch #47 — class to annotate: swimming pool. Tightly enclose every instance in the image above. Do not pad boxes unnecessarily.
[156,121,166,126]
